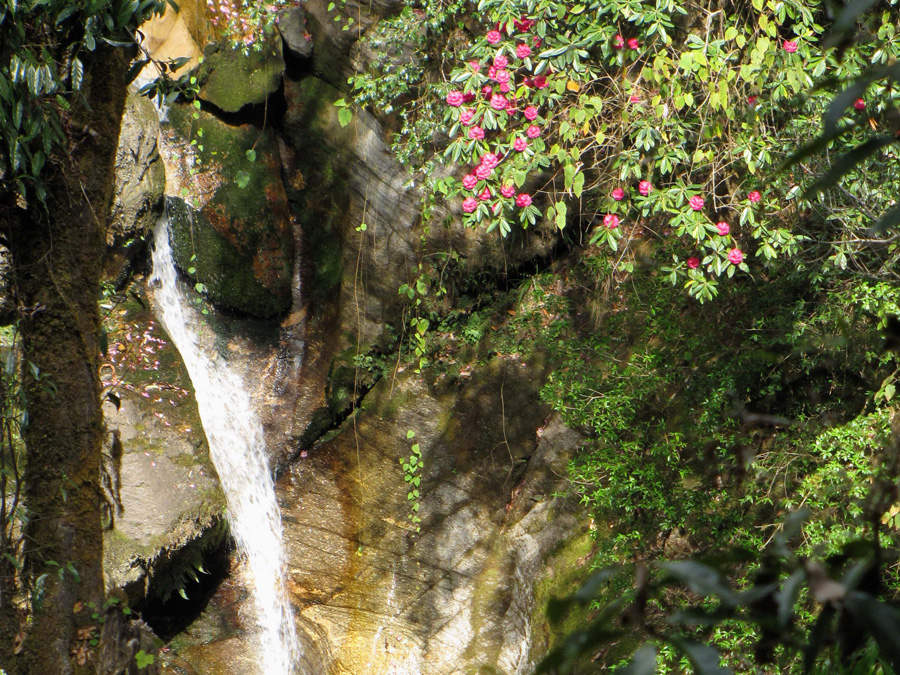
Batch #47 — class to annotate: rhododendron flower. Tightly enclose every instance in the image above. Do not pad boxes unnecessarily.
[629,95,641,103]
[501,183,516,198]
[854,98,866,110]
[462,197,478,213]
[612,187,625,201]
[488,65,498,80]
[524,105,538,120]
[516,43,532,58]
[516,193,532,207]
[499,82,511,93]
[490,94,508,110]
[603,214,619,229]
[487,30,502,44]
[747,95,757,105]
[628,38,639,50]
[639,180,652,196]
[613,34,625,48]
[475,164,493,180]
[716,221,730,235]
[748,190,761,203]
[728,248,744,265]
[513,137,527,152]
[480,152,499,168]
[783,40,798,53]
[526,124,541,138]
[533,75,548,89]
[468,126,485,140]
[462,174,478,190]
[462,92,475,103]
[469,61,482,71]
[533,36,542,48]
[460,108,474,126]
[514,17,534,31]
[494,69,510,84]
[479,187,492,201]
[494,54,509,69]
[688,195,705,211]
[687,257,700,269]
[446,90,464,107]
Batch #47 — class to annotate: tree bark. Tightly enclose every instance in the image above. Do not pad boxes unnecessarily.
[2,46,129,675]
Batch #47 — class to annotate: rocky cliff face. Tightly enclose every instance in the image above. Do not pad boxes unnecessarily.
[113,5,590,673]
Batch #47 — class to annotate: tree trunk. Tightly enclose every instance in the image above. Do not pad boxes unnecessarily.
[3,46,129,675]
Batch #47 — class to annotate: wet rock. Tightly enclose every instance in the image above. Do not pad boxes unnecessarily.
[161,103,294,318]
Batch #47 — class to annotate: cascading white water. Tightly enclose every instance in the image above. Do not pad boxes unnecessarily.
[150,218,299,674]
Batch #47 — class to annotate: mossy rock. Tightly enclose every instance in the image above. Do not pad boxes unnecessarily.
[198,40,284,113]
[164,104,293,317]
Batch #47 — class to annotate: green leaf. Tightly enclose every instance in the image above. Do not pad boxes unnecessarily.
[776,569,805,628]
[235,170,250,189]
[805,136,897,197]
[135,650,155,669]
[619,645,658,675]
[71,57,83,91]
[662,561,739,606]
[845,592,900,673]
[245,148,257,163]
[338,107,352,127]
[670,637,732,674]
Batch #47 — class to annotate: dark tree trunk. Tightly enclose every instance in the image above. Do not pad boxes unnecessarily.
[2,46,129,675]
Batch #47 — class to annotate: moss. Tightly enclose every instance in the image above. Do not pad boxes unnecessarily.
[198,40,284,113]
[164,103,293,318]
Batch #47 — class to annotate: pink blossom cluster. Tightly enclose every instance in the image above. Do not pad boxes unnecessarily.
[447,16,555,220]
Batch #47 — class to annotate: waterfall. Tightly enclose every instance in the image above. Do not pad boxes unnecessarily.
[150,218,299,674]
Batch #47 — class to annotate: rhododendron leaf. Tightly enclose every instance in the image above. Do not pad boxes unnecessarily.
[670,638,732,675]
[869,203,900,236]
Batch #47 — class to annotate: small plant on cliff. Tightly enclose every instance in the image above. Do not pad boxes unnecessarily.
[402,430,423,534]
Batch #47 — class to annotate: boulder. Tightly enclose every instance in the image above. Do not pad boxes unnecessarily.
[161,103,294,318]
[277,7,314,59]
[198,40,285,113]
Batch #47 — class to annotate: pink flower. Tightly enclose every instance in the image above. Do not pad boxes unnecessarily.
[728,248,744,265]
[533,75,548,89]
[501,183,516,198]
[628,37,639,50]
[603,213,619,229]
[526,124,541,139]
[494,54,509,69]
[462,174,478,190]
[639,180,652,196]
[747,95,757,105]
[468,61,481,71]
[687,257,700,269]
[854,98,866,110]
[487,30,502,45]
[516,193,532,207]
[516,43,532,58]
[613,34,625,48]
[499,82,511,93]
[462,197,478,213]
[612,187,625,201]
[629,95,641,104]
[748,190,761,203]
[513,137,528,152]
[480,152,499,168]
[524,105,538,120]
[514,17,534,32]
[783,40,798,53]
[462,92,475,103]
[533,36,542,48]
[479,187,492,201]
[688,195,705,211]
[460,108,474,126]
[475,164,493,180]
[494,69,510,84]
[716,221,730,235]
[446,90,464,107]
[468,126,485,140]
[490,94,508,110]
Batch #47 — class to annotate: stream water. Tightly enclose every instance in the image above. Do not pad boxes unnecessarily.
[150,217,299,674]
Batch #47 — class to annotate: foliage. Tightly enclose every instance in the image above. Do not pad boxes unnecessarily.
[539,510,900,675]
[0,0,172,206]
[401,430,423,533]
[0,326,25,609]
